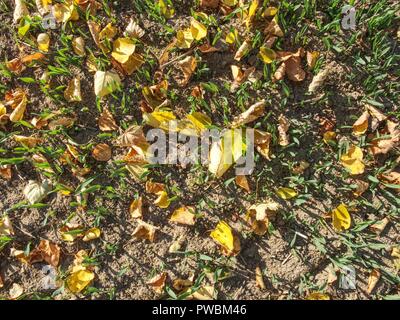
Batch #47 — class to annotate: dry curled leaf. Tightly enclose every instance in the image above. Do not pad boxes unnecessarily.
[234,39,251,61]
[231,100,265,128]
[29,240,60,267]
[147,272,167,294]
[64,77,82,102]
[23,179,51,204]
[0,165,12,180]
[124,18,145,38]
[170,206,196,226]
[132,220,156,242]
[278,114,290,146]
[129,197,143,219]
[255,266,266,289]
[98,107,118,131]
[353,110,370,136]
[72,37,86,57]
[308,63,333,93]
[92,143,112,162]
[367,269,380,295]
[14,0,29,23]
[176,56,197,86]
[235,175,250,192]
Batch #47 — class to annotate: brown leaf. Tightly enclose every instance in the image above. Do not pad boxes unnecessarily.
[370,217,390,235]
[0,165,12,180]
[255,266,266,289]
[176,56,197,86]
[235,175,250,192]
[98,107,118,131]
[200,0,219,8]
[231,100,265,127]
[366,269,380,295]
[29,240,60,267]
[129,197,143,219]
[369,120,400,155]
[146,272,167,294]
[285,56,305,82]
[278,114,290,146]
[132,220,156,242]
[353,110,370,136]
[92,143,112,162]
[352,179,369,197]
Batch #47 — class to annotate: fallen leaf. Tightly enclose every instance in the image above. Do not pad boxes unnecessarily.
[306,292,330,300]
[124,19,145,38]
[264,16,284,37]
[154,191,171,208]
[9,283,24,299]
[0,165,12,180]
[111,37,136,64]
[23,179,51,204]
[200,0,219,8]
[72,37,86,57]
[352,179,369,197]
[254,129,272,160]
[170,206,196,225]
[366,269,380,295]
[340,145,365,175]
[176,56,197,86]
[255,266,266,289]
[82,227,101,242]
[276,187,297,200]
[66,269,95,293]
[129,197,143,219]
[0,216,14,236]
[159,0,174,18]
[64,77,82,102]
[353,110,369,136]
[235,175,250,192]
[210,221,240,256]
[306,51,319,69]
[13,134,42,148]
[323,131,336,145]
[132,220,157,242]
[230,65,255,92]
[169,235,185,253]
[278,114,290,146]
[176,29,194,49]
[37,33,50,52]
[147,272,167,294]
[231,100,265,127]
[188,285,215,300]
[234,39,251,61]
[29,240,60,267]
[259,46,276,64]
[331,203,351,232]
[370,217,390,235]
[98,107,118,131]
[92,143,112,161]
[369,120,400,155]
[190,18,207,41]
[94,70,121,98]
[53,1,79,23]
[308,63,333,93]
[391,247,400,271]
[13,0,29,23]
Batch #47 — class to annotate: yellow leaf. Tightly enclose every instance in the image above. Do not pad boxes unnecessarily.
[225,29,239,44]
[222,0,237,6]
[143,109,176,130]
[235,175,250,192]
[190,18,207,41]
[159,0,174,18]
[9,90,27,122]
[263,6,278,17]
[53,1,78,23]
[37,33,50,52]
[186,112,211,134]
[154,190,171,208]
[0,216,14,236]
[66,269,95,293]
[64,77,82,102]
[306,292,330,300]
[340,145,365,175]
[99,23,117,41]
[111,37,136,64]
[246,0,259,28]
[170,206,196,225]
[126,164,148,182]
[276,187,297,200]
[352,110,369,136]
[82,227,101,242]
[331,204,351,232]
[259,46,276,64]
[210,221,240,256]
[176,29,194,49]
[72,36,86,56]
[121,53,144,75]
[323,131,336,145]
[94,70,121,98]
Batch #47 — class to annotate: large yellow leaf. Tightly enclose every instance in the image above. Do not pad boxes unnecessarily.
[276,187,297,200]
[176,29,194,49]
[340,145,365,175]
[190,18,207,41]
[94,71,121,98]
[111,38,136,64]
[66,269,95,293]
[331,203,351,232]
[210,221,240,256]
